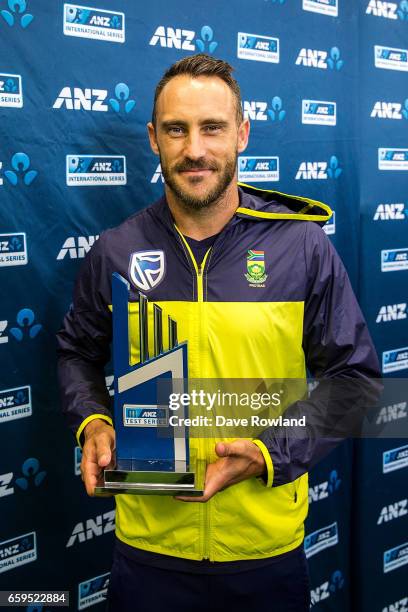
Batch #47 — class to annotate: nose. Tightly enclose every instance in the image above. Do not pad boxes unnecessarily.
[183,129,206,160]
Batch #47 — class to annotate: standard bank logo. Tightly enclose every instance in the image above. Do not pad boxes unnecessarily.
[302,100,336,126]
[366,1,408,20]
[66,510,115,547]
[0,385,32,423]
[78,572,110,610]
[310,570,345,608]
[383,443,408,472]
[238,156,279,182]
[243,98,285,121]
[149,25,218,53]
[237,33,280,63]
[371,100,408,119]
[0,531,37,574]
[303,0,338,17]
[57,235,99,259]
[295,156,342,180]
[0,74,23,108]
[377,498,408,524]
[66,155,126,186]
[374,203,407,219]
[384,542,408,573]
[0,233,28,267]
[375,45,408,71]
[376,304,407,322]
[379,148,408,170]
[381,248,408,271]
[304,522,339,558]
[323,211,336,235]
[64,4,125,43]
[129,251,166,292]
[296,46,344,70]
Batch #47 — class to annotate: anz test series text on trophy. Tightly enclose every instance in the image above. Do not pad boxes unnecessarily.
[95,272,205,496]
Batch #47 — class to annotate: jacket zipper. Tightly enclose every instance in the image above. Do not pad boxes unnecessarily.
[173,226,212,560]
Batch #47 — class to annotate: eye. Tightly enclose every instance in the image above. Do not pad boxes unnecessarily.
[167,126,185,136]
[203,124,222,133]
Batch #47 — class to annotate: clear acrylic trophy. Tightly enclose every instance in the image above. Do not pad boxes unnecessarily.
[95,273,205,496]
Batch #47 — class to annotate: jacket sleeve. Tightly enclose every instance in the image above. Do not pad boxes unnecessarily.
[253,222,382,487]
[56,234,114,447]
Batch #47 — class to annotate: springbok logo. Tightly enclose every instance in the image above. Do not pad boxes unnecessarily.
[129,251,165,292]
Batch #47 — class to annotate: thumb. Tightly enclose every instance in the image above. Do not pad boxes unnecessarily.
[98,453,111,467]
[95,438,112,467]
[215,442,230,457]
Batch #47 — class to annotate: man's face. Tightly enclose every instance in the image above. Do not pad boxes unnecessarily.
[148,75,249,210]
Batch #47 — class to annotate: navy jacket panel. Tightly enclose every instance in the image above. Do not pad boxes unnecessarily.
[257,221,382,486]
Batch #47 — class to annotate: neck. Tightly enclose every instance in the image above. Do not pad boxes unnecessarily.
[165,179,239,240]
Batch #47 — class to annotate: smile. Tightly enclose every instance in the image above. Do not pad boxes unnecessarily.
[179,169,214,176]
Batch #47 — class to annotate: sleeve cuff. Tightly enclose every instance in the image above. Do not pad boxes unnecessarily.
[76,413,113,448]
[252,439,274,487]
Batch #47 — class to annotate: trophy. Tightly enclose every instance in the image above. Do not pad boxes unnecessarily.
[95,273,205,496]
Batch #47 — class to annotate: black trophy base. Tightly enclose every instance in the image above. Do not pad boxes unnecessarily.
[94,457,206,496]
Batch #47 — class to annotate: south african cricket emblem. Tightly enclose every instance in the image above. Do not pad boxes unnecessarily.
[245,249,267,286]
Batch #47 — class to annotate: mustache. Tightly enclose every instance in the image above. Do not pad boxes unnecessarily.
[174,158,219,172]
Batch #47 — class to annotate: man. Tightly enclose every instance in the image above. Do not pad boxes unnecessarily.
[57,54,380,611]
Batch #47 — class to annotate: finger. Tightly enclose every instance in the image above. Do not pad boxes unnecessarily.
[215,442,228,457]
[215,439,251,458]
[95,433,113,467]
[81,442,103,496]
[201,469,228,500]
[175,494,206,502]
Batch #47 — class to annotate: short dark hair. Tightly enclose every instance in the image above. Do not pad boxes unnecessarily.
[152,53,243,126]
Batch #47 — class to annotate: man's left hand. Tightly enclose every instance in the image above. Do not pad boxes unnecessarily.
[175,439,266,503]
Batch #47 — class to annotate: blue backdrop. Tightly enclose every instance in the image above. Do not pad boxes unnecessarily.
[1,1,407,610]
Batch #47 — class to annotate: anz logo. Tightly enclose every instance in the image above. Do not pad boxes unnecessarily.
[309,469,341,504]
[374,203,407,220]
[295,156,342,180]
[310,570,345,607]
[149,25,218,53]
[371,100,408,119]
[66,510,115,547]
[295,46,344,70]
[377,499,408,524]
[366,0,408,20]
[57,235,99,260]
[376,303,407,322]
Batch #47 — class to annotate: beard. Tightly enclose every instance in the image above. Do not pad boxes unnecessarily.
[160,152,238,211]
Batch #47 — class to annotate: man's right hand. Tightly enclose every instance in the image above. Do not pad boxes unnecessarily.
[80,419,116,496]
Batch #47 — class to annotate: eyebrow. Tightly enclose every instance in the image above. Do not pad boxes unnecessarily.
[159,119,230,129]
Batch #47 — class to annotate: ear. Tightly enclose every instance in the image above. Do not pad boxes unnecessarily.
[147,122,159,155]
[237,118,250,154]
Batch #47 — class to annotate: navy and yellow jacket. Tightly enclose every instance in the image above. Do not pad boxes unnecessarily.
[57,184,380,562]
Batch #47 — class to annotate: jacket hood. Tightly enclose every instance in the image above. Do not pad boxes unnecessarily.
[237,183,333,227]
